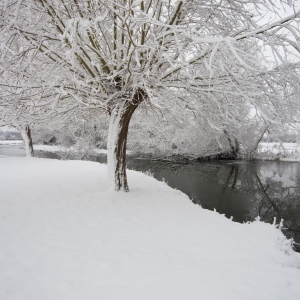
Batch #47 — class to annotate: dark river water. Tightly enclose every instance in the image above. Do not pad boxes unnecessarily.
[1,143,300,252]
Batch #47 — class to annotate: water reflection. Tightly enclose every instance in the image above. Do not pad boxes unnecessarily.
[125,158,300,252]
[251,171,300,250]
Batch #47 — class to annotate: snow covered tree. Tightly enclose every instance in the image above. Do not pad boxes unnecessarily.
[0,104,36,156]
[34,110,109,158]
[1,0,300,191]
[127,102,235,159]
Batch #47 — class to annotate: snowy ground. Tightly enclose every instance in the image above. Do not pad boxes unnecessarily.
[34,144,71,153]
[0,140,23,145]
[1,157,300,300]
[33,144,108,155]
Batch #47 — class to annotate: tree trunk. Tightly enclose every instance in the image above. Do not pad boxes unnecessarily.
[249,125,269,158]
[21,125,34,157]
[107,89,144,191]
[223,129,239,159]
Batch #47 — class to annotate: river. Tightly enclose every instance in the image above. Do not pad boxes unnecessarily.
[1,143,300,252]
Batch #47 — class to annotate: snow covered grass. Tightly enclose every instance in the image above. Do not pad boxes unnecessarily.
[33,144,108,155]
[33,144,70,152]
[0,140,23,145]
[1,157,300,300]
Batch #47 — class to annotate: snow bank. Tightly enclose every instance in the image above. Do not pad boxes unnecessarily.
[33,144,69,152]
[0,140,23,145]
[0,157,300,300]
[33,144,108,155]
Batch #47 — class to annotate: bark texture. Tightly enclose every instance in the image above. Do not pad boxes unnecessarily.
[107,89,145,191]
[22,125,34,157]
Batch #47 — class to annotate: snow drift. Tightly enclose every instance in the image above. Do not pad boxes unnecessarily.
[0,157,300,300]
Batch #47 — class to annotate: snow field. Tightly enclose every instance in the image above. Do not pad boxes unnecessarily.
[0,140,23,145]
[0,157,300,300]
[33,144,108,155]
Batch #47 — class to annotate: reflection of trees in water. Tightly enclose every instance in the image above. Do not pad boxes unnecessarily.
[199,163,300,252]
[251,174,300,251]
[129,159,300,252]
[202,163,300,251]
[142,161,237,184]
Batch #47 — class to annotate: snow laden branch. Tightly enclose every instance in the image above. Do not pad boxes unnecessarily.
[1,0,300,191]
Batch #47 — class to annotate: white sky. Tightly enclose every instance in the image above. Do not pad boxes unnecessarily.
[256,1,300,65]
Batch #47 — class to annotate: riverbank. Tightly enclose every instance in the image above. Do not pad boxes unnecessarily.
[1,157,300,299]
[255,142,300,162]
[33,142,300,162]
[0,140,24,145]
[2,140,300,162]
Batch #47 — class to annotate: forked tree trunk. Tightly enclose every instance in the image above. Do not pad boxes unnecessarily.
[21,125,34,157]
[249,125,269,158]
[107,89,144,191]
